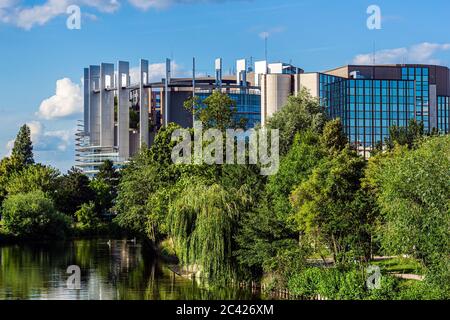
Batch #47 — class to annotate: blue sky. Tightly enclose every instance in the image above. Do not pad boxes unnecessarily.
[0,0,449,172]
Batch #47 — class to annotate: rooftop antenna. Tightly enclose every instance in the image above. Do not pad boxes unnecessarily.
[264,34,268,62]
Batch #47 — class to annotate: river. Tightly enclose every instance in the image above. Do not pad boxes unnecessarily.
[0,239,261,300]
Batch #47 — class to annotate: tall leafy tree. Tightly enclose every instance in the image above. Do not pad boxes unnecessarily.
[96,160,119,183]
[320,118,348,154]
[266,88,328,155]
[168,176,251,281]
[236,131,325,281]
[12,124,34,166]
[114,124,182,238]
[291,147,369,264]
[373,135,449,270]
[54,167,95,216]
[184,90,243,130]
[0,156,22,205]
[6,164,59,197]
[1,190,70,239]
[387,119,424,149]
[91,160,120,216]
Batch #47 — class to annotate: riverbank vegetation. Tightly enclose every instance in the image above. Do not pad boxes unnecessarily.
[0,125,123,239]
[114,89,449,299]
[0,90,448,300]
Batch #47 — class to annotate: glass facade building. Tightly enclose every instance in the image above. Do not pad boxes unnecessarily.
[437,96,449,133]
[401,67,430,131]
[315,64,450,157]
[325,78,415,156]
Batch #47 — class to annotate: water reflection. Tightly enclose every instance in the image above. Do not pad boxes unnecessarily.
[0,239,260,300]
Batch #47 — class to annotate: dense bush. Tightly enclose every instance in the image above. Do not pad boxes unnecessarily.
[6,164,59,196]
[367,275,400,300]
[287,267,322,298]
[75,202,100,230]
[1,190,71,239]
[288,267,401,300]
[288,267,364,299]
[394,273,449,300]
[373,135,450,269]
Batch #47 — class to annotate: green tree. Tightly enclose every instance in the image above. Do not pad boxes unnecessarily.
[267,131,326,229]
[96,160,119,183]
[11,124,34,166]
[90,179,113,216]
[235,106,340,284]
[320,118,348,154]
[75,202,100,229]
[114,124,182,239]
[387,119,424,149]
[91,160,119,215]
[54,167,95,216]
[1,190,70,239]
[0,156,22,205]
[291,147,369,263]
[236,131,324,282]
[184,90,243,130]
[168,177,250,281]
[6,164,59,196]
[266,88,328,155]
[374,135,449,271]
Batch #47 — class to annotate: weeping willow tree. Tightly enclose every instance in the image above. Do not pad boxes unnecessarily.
[168,177,250,282]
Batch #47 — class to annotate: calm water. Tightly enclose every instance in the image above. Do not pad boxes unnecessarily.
[0,239,260,300]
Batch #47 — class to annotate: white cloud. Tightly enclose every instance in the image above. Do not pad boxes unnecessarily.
[127,0,171,10]
[36,78,82,120]
[0,0,245,29]
[0,0,119,29]
[128,0,245,11]
[43,129,73,151]
[6,121,74,155]
[0,0,17,9]
[353,42,450,65]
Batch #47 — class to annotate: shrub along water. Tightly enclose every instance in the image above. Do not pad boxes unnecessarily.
[1,190,71,239]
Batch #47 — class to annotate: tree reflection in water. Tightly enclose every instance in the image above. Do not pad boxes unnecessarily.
[0,239,260,300]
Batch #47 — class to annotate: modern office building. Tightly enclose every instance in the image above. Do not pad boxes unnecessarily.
[77,60,147,176]
[76,58,266,176]
[77,58,450,174]
[296,64,450,157]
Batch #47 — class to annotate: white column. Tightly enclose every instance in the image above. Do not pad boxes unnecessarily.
[89,65,100,145]
[100,63,115,147]
[118,61,130,159]
[139,59,149,147]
